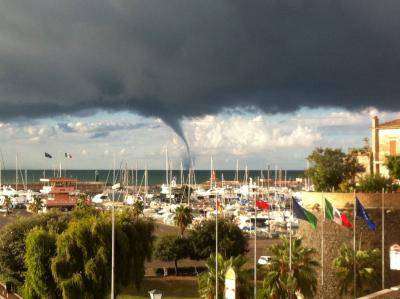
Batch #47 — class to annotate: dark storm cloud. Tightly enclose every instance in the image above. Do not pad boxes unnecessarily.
[1,0,400,139]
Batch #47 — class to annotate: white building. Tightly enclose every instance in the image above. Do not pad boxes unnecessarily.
[371,116,400,176]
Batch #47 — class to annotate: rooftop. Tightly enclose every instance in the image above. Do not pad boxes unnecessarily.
[378,118,400,129]
[49,177,78,182]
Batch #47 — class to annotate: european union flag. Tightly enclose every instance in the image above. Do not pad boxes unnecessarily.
[356,196,376,230]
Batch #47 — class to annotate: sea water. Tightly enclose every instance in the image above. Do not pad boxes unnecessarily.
[0,169,305,185]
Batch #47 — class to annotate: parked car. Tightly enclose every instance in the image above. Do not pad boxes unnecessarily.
[257,255,271,265]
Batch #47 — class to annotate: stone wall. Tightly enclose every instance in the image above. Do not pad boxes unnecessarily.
[298,192,400,299]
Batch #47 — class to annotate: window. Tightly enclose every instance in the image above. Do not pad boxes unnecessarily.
[390,140,397,156]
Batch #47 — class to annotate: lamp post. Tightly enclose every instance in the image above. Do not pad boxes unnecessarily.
[111,182,121,299]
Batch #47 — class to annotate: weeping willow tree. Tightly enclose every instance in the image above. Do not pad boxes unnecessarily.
[23,227,58,299]
[51,209,155,299]
[0,211,70,287]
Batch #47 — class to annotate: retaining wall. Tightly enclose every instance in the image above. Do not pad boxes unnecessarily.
[298,192,400,298]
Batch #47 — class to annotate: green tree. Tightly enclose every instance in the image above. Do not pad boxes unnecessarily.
[132,200,144,221]
[306,147,364,192]
[344,152,365,185]
[154,235,190,274]
[198,253,251,299]
[333,245,381,297]
[385,155,400,180]
[357,174,395,192]
[261,236,319,299]
[51,210,154,299]
[188,219,248,260]
[23,228,58,299]
[29,195,43,214]
[174,205,193,237]
[0,212,70,286]
[72,195,97,220]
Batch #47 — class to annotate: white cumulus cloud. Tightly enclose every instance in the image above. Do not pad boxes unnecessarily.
[184,115,321,156]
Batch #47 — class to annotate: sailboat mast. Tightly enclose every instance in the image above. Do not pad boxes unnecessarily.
[285,169,287,188]
[188,166,191,206]
[180,161,183,187]
[210,156,213,189]
[145,164,148,196]
[236,160,239,187]
[169,160,172,187]
[15,155,18,190]
[135,161,138,195]
[165,148,169,187]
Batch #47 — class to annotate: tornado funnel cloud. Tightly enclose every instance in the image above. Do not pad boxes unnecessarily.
[162,117,192,170]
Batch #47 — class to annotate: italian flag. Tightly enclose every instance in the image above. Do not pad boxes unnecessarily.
[325,198,352,228]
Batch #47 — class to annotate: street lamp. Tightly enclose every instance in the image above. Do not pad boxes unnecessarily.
[111,182,121,299]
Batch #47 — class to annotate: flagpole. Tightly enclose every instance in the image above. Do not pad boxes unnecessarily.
[254,183,257,299]
[321,192,324,295]
[111,155,115,299]
[382,187,385,290]
[213,157,218,299]
[289,196,293,299]
[215,193,218,299]
[353,191,356,299]
[289,197,292,271]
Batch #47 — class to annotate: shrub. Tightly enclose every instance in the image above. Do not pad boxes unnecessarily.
[357,174,396,192]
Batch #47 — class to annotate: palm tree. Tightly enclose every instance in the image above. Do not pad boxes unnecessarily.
[132,200,144,221]
[333,245,380,297]
[29,195,42,214]
[2,196,12,216]
[261,236,319,299]
[198,253,251,299]
[174,205,193,237]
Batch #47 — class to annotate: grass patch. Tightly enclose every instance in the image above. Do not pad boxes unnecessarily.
[118,296,195,299]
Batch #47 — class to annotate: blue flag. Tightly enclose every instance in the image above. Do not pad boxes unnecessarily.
[356,196,376,230]
[44,152,52,158]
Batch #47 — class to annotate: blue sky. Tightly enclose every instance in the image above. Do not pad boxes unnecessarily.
[1,107,398,170]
